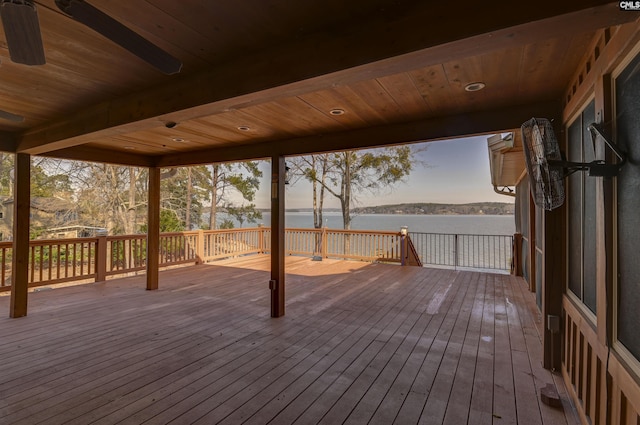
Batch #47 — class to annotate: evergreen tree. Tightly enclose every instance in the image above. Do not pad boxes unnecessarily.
[205,162,263,229]
[160,167,208,230]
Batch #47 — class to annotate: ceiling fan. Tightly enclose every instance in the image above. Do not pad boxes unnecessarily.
[0,0,182,122]
[1,0,182,74]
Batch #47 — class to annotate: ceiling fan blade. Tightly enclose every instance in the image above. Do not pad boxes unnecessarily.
[55,0,182,75]
[0,0,46,65]
[0,109,24,122]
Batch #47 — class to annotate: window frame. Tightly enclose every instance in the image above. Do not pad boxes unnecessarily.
[612,41,640,370]
[565,95,597,322]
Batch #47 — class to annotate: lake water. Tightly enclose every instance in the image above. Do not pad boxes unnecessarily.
[245,212,515,236]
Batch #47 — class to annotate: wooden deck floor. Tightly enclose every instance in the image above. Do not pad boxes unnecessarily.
[0,256,577,425]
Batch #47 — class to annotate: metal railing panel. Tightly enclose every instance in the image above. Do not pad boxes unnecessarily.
[408,232,513,271]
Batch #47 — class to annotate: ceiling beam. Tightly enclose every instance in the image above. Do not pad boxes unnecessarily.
[41,145,156,167]
[0,133,17,153]
[156,99,561,167]
[16,1,630,156]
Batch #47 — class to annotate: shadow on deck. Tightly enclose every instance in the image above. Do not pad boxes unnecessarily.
[0,255,577,424]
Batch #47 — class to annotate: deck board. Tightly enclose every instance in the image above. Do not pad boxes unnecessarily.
[0,256,574,425]
[469,273,496,425]
[441,272,485,425]
[237,266,438,425]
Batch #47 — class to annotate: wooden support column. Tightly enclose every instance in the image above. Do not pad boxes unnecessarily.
[270,155,285,317]
[542,118,566,371]
[542,205,565,370]
[528,189,536,292]
[146,167,161,290]
[513,233,523,276]
[10,153,30,318]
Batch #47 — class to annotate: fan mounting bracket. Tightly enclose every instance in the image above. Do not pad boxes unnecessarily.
[547,122,627,179]
[586,123,626,177]
[547,159,622,178]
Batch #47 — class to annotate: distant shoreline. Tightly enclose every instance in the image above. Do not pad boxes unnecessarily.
[263,202,516,216]
[254,211,516,234]
[281,211,514,216]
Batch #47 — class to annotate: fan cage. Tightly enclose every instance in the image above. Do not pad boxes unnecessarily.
[521,118,565,211]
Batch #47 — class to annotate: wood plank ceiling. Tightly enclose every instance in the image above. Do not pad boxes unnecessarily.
[0,1,636,167]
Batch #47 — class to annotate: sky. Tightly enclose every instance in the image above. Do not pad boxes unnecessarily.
[250,135,515,209]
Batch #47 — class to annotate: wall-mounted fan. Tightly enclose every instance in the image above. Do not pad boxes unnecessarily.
[521,117,626,211]
[0,0,182,74]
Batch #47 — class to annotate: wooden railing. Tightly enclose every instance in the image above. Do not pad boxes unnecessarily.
[0,227,506,292]
[280,228,403,262]
[325,229,402,262]
[200,228,263,261]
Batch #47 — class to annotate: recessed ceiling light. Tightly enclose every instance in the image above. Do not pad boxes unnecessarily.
[329,109,345,116]
[464,82,486,92]
[171,137,185,142]
[124,146,136,150]
[237,125,251,131]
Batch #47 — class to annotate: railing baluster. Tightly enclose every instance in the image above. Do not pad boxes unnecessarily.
[1,248,5,287]
[80,242,85,274]
[63,243,68,278]
[29,245,33,283]
[116,239,120,270]
[38,245,43,283]
[50,244,62,279]
[71,243,76,277]
[128,238,133,269]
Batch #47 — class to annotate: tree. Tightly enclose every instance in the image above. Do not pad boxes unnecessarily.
[73,164,148,234]
[226,204,262,228]
[0,155,74,199]
[205,162,263,229]
[0,156,265,237]
[0,153,12,196]
[289,154,329,229]
[140,209,184,233]
[31,158,74,199]
[160,167,208,230]
[294,146,418,230]
[287,154,329,256]
[0,156,78,240]
[157,161,263,230]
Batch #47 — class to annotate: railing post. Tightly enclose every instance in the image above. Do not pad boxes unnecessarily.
[311,227,323,261]
[196,229,205,264]
[322,227,328,258]
[512,233,521,275]
[258,224,264,254]
[96,236,107,282]
[454,234,458,270]
[400,226,408,266]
